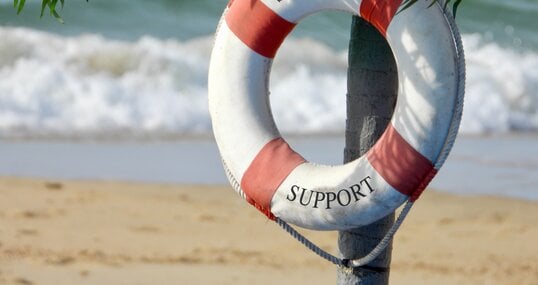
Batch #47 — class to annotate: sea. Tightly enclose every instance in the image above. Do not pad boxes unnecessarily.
[0,0,537,200]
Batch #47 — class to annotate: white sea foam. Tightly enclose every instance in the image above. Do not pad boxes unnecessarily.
[0,27,212,138]
[460,34,538,134]
[0,27,537,138]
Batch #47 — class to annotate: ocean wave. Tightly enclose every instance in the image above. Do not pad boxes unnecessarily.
[0,27,212,138]
[0,27,536,138]
[460,34,538,134]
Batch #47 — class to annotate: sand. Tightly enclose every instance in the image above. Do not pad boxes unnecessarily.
[0,177,536,285]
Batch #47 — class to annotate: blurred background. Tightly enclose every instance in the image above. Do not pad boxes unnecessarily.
[0,0,537,199]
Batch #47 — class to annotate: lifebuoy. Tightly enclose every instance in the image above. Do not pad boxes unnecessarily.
[209,0,465,231]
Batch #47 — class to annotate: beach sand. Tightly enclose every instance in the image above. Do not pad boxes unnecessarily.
[0,177,536,285]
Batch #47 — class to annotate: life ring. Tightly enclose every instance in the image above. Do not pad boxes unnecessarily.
[208,0,465,231]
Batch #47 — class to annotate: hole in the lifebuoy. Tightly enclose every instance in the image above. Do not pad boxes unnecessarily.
[269,11,349,165]
[270,11,398,166]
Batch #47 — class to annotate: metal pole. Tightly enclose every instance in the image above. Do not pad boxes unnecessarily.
[337,16,398,284]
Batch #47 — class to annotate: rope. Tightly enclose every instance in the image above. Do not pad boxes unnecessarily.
[276,201,415,268]
[432,1,466,170]
[347,201,413,267]
[275,218,343,266]
[222,158,247,200]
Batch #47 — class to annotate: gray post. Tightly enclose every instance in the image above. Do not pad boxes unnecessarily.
[337,16,398,284]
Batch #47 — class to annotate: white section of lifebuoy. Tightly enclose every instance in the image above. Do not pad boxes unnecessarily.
[386,2,459,162]
[209,22,279,180]
[271,159,407,230]
[208,0,465,231]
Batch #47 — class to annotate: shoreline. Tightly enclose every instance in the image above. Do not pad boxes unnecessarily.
[1,134,537,201]
[1,177,537,284]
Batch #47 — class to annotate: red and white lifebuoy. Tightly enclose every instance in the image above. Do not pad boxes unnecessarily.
[209,0,465,231]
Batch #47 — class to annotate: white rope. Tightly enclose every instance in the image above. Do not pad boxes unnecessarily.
[347,201,413,267]
[275,218,344,266]
[433,4,466,170]
[276,201,415,268]
[222,159,247,200]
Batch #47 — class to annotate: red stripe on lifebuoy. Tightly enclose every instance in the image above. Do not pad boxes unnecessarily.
[241,138,306,219]
[367,124,435,199]
[360,0,403,36]
[225,0,296,59]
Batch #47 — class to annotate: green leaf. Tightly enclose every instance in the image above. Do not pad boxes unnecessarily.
[453,0,463,18]
[51,9,64,24]
[16,0,26,14]
[399,0,419,14]
[37,0,65,23]
[398,0,463,18]
[40,0,49,17]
